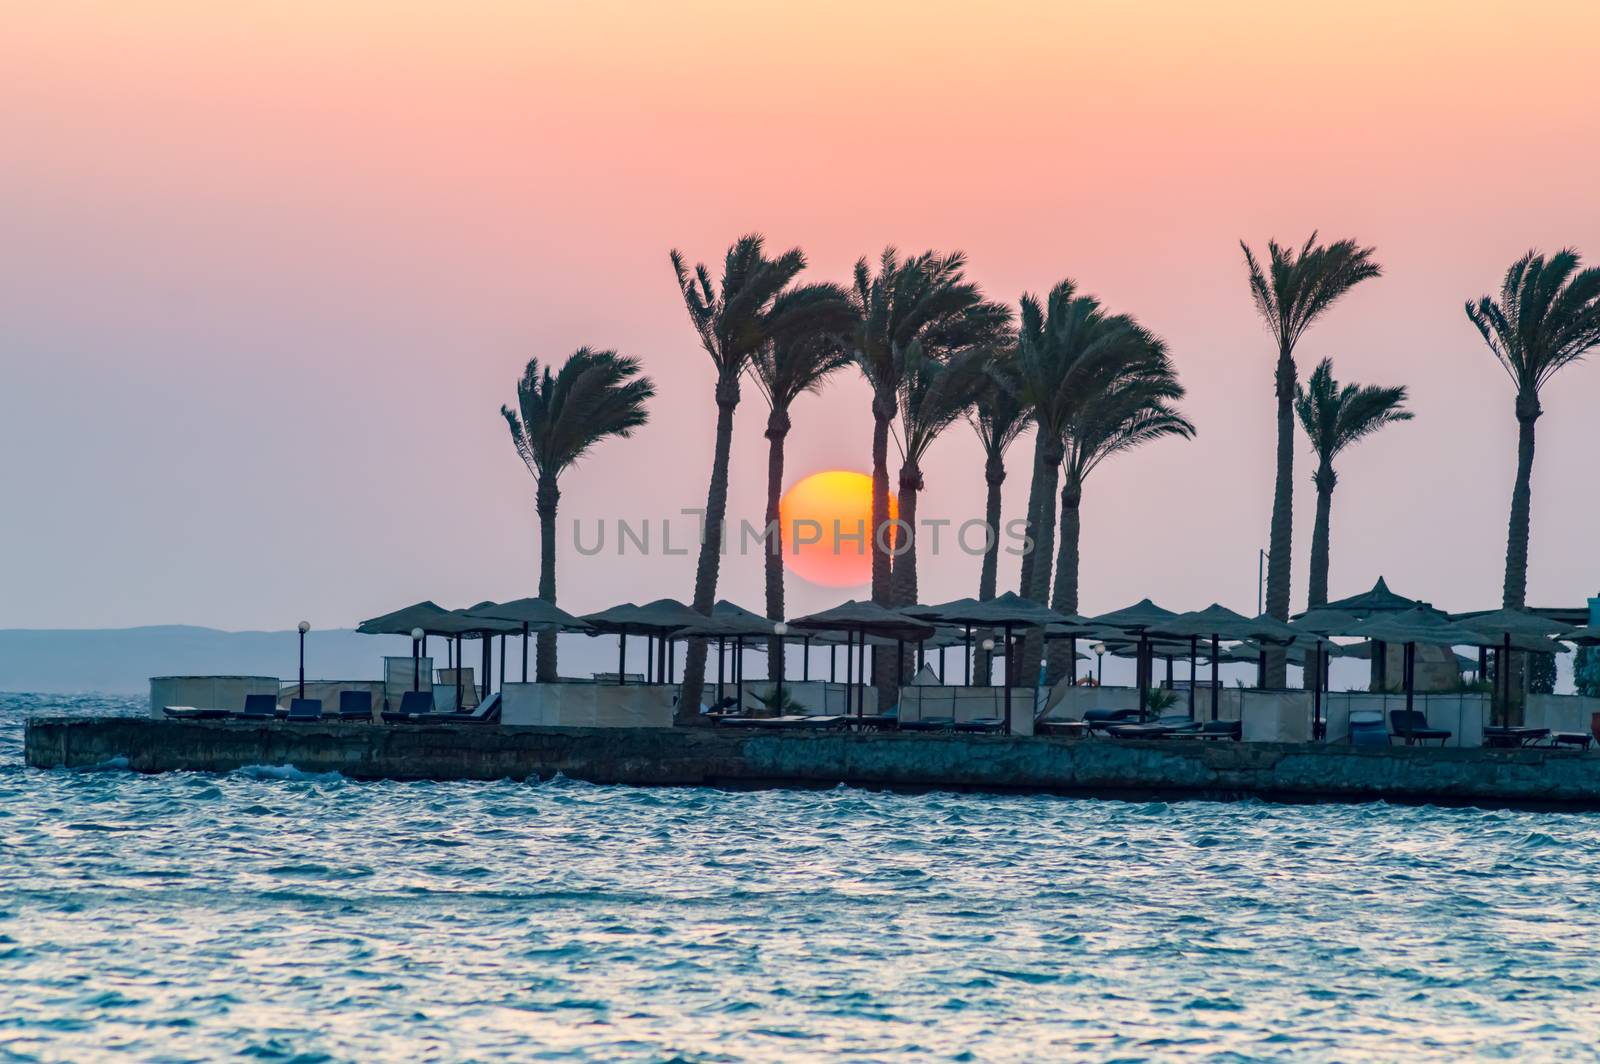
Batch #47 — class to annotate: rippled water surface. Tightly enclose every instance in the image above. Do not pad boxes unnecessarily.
[6,694,1600,1062]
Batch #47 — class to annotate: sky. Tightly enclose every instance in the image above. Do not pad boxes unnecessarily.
[2,0,1599,631]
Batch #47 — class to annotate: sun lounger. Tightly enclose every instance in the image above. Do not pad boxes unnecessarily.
[380,689,437,723]
[1551,731,1594,750]
[336,690,373,722]
[1038,720,1090,738]
[235,694,279,721]
[1082,708,1142,732]
[952,717,1004,734]
[286,698,323,722]
[412,691,502,725]
[162,705,231,720]
[1347,710,1387,746]
[1167,719,1241,741]
[898,716,955,732]
[1389,709,1450,746]
[1483,726,1550,748]
[1105,715,1198,740]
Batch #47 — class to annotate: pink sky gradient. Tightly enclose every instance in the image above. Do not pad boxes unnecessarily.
[2,1,1598,630]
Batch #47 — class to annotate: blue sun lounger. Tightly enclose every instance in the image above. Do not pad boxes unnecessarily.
[286,698,323,722]
[337,690,373,722]
[234,694,279,721]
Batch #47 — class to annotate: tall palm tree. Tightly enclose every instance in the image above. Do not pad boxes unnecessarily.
[1242,233,1381,687]
[1006,280,1160,681]
[890,345,991,608]
[502,348,654,681]
[967,353,1031,684]
[747,282,855,670]
[1294,358,1412,610]
[851,249,1010,607]
[1466,249,1600,610]
[670,235,830,720]
[1044,343,1193,682]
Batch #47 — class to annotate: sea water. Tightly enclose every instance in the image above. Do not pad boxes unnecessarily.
[4,694,1600,1062]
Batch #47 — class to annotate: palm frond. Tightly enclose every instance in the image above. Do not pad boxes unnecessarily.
[503,347,655,486]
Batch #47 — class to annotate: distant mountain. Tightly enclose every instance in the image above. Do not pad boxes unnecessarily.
[0,625,632,696]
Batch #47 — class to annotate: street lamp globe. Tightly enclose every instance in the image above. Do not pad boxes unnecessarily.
[410,627,425,641]
[981,638,995,652]
[773,622,789,636]
[298,621,311,634]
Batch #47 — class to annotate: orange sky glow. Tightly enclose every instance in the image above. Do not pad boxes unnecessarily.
[2,1,1598,627]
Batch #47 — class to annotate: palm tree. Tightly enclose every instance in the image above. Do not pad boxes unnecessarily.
[747,282,855,671]
[1044,343,1193,682]
[1006,280,1160,681]
[1294,358,1412,610]
[1242,233,1381,687]
[1466,249,1600,610]
[502,348,654,681]
[967,354,1031,684]
[890,345,991,608]
[670,235,832,720]
[851,249,1010,608]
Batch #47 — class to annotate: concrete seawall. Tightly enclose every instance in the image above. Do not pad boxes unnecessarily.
[23,716,1600,808]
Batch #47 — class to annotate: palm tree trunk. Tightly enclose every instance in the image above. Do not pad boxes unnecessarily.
[1263,349,1296,688]
[870,392,894,606]
[764,410,790,675]
[1303,463,1334,690]
[535,480,560,683]
[1503,401,1538,609]
[1044,473,1082,684]
[1501,399,1539,723]
[1016,443,1047,599]
[887,463,922,695]
[678,376,738,722]
[974,453,1005,685]
[1019,441,1063,683]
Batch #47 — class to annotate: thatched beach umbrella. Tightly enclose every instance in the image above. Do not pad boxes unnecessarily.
[1452,608,1574,726]
[789,601,935,721]
[1348,609,1494,718]
[581,599,705,686]
[1089,599,1179,714]
[464,598,590,682]
[904,592,1070,733]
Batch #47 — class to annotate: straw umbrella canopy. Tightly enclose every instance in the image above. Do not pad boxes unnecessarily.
[1558,625,1600,647]
[1450,608,1574,726]
[1150,604,1281,717]
[1088,599,1179,713]
[1321,576,1434,617]
[356,600,460,636]
[788,601,935,721]
[464,598,591,683]
[903,592,1071,730]
[1348,609,1494,717]
[580,599,707,685]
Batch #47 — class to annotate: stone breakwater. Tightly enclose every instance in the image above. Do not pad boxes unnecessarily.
[23,716,1600,808]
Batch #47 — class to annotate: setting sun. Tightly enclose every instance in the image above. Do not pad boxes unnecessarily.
[778,470,897,588]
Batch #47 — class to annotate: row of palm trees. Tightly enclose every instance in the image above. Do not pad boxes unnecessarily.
[501,236,1600,714]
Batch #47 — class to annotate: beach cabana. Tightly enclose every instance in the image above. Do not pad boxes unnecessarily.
[676,605,778,709]
[788,601,935,723]
[463,598,590,681]
[357,601,519,708]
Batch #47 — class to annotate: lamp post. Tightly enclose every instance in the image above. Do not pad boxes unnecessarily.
[297,621,310,698]
[410,627,424,692]
[1092,642,1106,685]
[981,637,996,685]
[773,622,789,708]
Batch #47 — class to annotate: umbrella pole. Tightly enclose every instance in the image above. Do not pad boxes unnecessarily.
[917,640,925,672]
[499,634,505,692]
[1188,637,1197,718]
[774,632,782,710]
[965,624,973,686]
[859,635,868,717]
[1313,642,1323,740]
[481,636,490,702]
[1003,624,1014,735]
[618,633,627,686]
[1211,634,1220,722]
[412,636,421,693]
[522,624,529,683]
[1256,648,1266,689]
[897,638,905,689]
[803,636,810,683]
[1405,641,1416,719]
[718,636,725,703]
[735,636,744,710]
[830,643,837,684]
[844,631,854,714]
[1502,634,1511,727]
[1139,635,1151,717]
[455,636,463,710]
